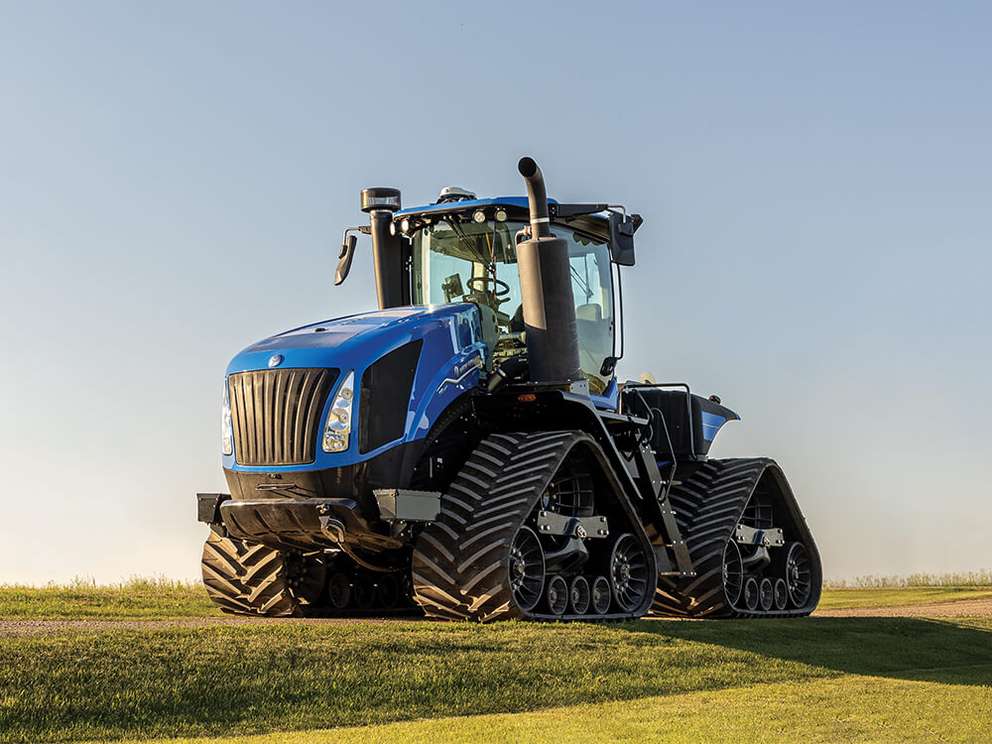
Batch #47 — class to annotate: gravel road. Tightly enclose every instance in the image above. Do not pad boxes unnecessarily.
[813,598,992,618]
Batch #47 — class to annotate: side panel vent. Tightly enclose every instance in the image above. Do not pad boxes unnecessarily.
[359,341,423,453]
[229,368,337,466]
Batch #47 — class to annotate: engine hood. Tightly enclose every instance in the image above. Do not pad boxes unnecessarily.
[226,304,482,375]
[223,303,488,473]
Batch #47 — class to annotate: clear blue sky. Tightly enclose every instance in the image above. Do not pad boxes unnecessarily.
[1,1,989,582]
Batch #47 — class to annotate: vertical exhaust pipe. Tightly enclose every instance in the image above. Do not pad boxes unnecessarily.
[515,157,582,386]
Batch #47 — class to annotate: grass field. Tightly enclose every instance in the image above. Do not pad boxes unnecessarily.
[1,583,990,743]
[825,570,992,588]
[0,578,212,619]
[128,674,992,744]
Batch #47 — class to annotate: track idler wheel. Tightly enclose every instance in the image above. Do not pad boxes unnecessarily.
[722,541,744,607]
[509,526,546,612]
[609,533,651,612]
[784,542,813,608]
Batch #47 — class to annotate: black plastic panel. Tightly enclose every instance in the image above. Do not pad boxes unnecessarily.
[359,340,422,453]
[629,388,738,461]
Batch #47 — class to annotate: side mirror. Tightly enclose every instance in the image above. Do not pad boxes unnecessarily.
[335,234,358,286]
[608,212,640,266]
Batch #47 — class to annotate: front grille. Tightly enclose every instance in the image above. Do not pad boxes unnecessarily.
[228,368,337,466]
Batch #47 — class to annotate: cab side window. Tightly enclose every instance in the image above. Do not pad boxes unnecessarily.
[554,228,614,394]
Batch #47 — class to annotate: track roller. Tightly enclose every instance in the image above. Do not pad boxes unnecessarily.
[546,576,568,616]
[570,576,591,615]
[591,576,611,615]
[743,577,759,611]
[773,578,789,610]
[375,574,401,609]
[759,578,774,611]
[327,571,351,610]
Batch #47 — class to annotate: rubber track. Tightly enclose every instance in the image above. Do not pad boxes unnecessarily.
[412,431,615,622]
[201,530,304,617]
[650,458,821,619]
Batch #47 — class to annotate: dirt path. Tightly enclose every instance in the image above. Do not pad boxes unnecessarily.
[0,615,420,636]
[814,597,992,618]
[3,598,990,635]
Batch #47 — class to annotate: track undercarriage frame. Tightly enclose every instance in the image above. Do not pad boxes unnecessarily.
[198,385,821,621]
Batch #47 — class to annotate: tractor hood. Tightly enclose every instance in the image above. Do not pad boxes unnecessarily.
[223,303,488,471]
[227,304,484,376]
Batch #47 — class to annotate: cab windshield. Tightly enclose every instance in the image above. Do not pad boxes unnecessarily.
[411,218,615,394]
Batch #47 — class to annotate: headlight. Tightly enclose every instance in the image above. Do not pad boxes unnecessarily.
[322,371,355,453]
[221,381,233,456]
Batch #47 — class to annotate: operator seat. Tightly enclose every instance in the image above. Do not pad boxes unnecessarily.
[575,303,610,383]
[509,304,525,333]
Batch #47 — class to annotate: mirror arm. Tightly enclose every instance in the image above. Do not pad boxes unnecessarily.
[550,203,609,218]
[335,226,368,286]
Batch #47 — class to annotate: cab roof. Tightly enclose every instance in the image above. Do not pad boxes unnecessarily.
[394,196,613,241]
[394,196,554,217]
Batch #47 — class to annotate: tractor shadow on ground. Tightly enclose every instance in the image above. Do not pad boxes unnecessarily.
[626,616,992,687]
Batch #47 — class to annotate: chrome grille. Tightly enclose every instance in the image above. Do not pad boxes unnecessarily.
[228,368,337,466]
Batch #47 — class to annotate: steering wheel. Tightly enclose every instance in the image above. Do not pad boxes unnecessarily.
[466,275,511,300]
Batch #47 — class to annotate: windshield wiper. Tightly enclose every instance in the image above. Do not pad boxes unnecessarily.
[446,219,490,265]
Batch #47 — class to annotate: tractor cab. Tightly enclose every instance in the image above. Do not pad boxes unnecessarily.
[398,196,618,395]
[337,189,640,398]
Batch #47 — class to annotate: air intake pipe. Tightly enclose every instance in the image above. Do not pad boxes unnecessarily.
[361,187,406,309]
[515,157,582,386]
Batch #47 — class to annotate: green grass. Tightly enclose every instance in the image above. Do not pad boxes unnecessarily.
[0,577,213,619]
[2,617,991,743]
[818,585,992,610]
[125,672,992,744]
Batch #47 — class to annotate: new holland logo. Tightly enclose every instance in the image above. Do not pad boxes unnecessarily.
[268,354,283,368]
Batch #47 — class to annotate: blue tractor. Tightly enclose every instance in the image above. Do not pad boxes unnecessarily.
[197,157,822,621]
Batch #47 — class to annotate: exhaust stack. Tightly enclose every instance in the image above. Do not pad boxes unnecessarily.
[515,157,582,386]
